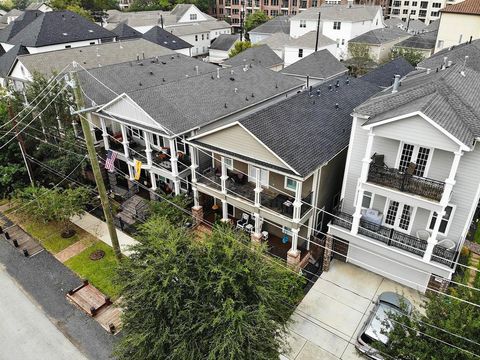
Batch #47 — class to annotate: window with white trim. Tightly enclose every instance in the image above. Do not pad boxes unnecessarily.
[190,13,197,20]
[224,157,233,170]
[248,165,269,187]
[285,177,297,191]
[398,205,412,230]
[299,20,306,28]
[385,200,399,226]
[333,21,341,30]
[429,206,454,235]
[298,48,303,58]
[398,143,431,177]
[362,191,373,209]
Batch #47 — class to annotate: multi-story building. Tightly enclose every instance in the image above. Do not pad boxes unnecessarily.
[289,3,384,59]
[387,0,463,25]
[434,0,480,53]
[327,65,480,292]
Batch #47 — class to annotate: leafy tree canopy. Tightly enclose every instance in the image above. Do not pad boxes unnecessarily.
[391,47,425,66]
[228,40,252,58]
[346,42,376,77]
[244,11,269,33]
[115,217,305,360]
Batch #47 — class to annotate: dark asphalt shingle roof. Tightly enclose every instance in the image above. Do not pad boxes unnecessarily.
[0,44,28,77]
[360,57,415,88]
[209,34,238,51]
[350,27,408,45]
[0,10,42,43]
[281,49,348,79]
[234,75,383,176]
[222,44,283,68]
[394,30,437,50]
[142,26,192,50]
[418,39,480,72]
[355,65,480,147]
[111,22,142,40]
[5,10,115,47]
[249,16,290,35]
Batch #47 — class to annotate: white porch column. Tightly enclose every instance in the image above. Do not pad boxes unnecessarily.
[220,156,229,195]
[306,168,321,246]
[287,228,301,267]
[440,150,463,206]
[254,168,262,207]
[169,138,181,195]
[359,129,375,183]
[144,132,152,166]
[190,147,199,207]
[293,180,303,222]
[352,184,364,235]
[120,123,130,159]
[221,199,228,221]
[423,209,446,262]
[100,117,109,150]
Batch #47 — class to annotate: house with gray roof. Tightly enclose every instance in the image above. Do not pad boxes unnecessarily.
[281,49,347,85]
[111,22,142,40]
[0,43,28,86]
[208,34,238,64]
[7,38,175,90]
[284,31,337,66]
[248,16,290,44]
[348,27,410,63]
[360,56,414,88]
[142,26,192,56]
[221,44,283,71]
[185,63,397,268]
[0,9,23,30]
[76,56,303,200]
[257,32,291,60]
[393,29,438,59]
[328,65,480,292]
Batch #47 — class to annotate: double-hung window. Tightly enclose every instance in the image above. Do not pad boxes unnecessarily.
[384,200,414,232]
[248,165,269,187]
[299,20,306,28]
[397,143,431,177]
[333,21,341,30]
[285,177,297,191]
[362,191,373,209]
[429,206,454,235]
[224,157,233,170]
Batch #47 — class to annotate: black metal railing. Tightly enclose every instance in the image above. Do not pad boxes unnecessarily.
[332,211,428,257]
[431,244,458,268]
[368,164,445,202]
[122,183,139,201]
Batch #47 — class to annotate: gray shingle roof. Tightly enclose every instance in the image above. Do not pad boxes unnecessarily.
[210,34,238,51]
[5,10,115,47]
[111,22,142,40]
[248,16,290,35]
[170,4,192,20]
[285,31,335,49]
[78,53,218,107]
[417,39,480,73]
[0,10,42,43]
[257,32,291,51]
[356,65,480,147]
[291,4,381,22]
[350,27,408,45]
[394,30,437,50]
[142,26,192,50]
[222,44,283,68]
[0,44,28,77]
[281,49,347,79]
[79,62,303,136]
[235,75,383,176]
[406,19,427,33]
[167,20,231,36]
[360,56,415,88]
[105,10,176,29]
[11,39,174,78]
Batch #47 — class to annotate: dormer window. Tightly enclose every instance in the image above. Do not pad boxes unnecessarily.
[190,13,197,20]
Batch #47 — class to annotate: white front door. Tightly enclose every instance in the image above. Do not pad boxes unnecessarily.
[384,200,415,233]
[248,165,269,188]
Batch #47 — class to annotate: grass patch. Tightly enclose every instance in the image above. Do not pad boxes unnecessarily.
[65,241,121,299]
[474,223,480,244]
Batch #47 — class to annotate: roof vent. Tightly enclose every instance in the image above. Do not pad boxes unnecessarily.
[195,65,199,75]
[163,77,165,82]
[149,71,154,75]
[442,56,448,69]
[328,84,332,91]
[275,83,278,89]
[211,75,214,80]
[335,80,340,87]
[245,96,249,101]
[230,77,235,81]
[251,93,254,98]
[161,61,166,65]
[171,56,175,59]
[316,89,320,96]
[447,60,452,68]
[345,78,350,85]
[230,69,234,75]
[217,68,220,79]
[426,68,431,74]
[335,103,339,109]
[139,82,142,86]
[234,88,238,93]
[224,103,227,108]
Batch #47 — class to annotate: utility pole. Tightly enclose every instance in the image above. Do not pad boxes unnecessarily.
[240,0,245,41]
[406,13,412,33]
[69,67,122,262]
[315,12,321,52]
[8,98,34,187]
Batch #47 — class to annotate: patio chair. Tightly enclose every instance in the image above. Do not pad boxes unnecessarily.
[236,213,249,229]
[261,231,269,241]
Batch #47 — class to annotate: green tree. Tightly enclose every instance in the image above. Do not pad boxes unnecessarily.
[245,11,269,33]
[391,47,425,66]
[115,217,305,360]
[129,0,171,11]
[13,0,30,10]
[148,194,191,225]
[228,41,252,58]
[15,186,90,237]
[346,43,375,77]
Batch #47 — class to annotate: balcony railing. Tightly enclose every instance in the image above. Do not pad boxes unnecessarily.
[368,164,445,202]
[431,244,458,268]
[332,211,428,257]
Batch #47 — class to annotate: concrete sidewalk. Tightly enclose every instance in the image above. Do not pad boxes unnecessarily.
[71,213,139,256]
[283,260,425,360]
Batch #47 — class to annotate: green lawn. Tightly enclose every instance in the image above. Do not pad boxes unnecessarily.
[65,241,121,299]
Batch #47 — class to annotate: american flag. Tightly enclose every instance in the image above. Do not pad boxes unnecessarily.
[105,150,117,172]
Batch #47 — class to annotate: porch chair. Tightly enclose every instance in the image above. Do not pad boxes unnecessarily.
[261,231,269,241]
[236,213,249,230]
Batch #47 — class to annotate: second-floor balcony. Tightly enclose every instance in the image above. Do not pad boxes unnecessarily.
[331,211,458,268]
[367,162,445,202]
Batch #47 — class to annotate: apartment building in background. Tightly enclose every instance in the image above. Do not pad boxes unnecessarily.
[387,0,464,25]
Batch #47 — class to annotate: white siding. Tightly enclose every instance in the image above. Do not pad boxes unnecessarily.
[26,39,102,54]
[427,149,453,182]
[371,136,399,168]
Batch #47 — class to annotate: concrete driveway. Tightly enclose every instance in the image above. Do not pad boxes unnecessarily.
[0,265,87,360]
[282,260,425,360]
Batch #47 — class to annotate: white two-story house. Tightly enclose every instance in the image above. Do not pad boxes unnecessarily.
[289,3,384,59]
[328,65,480,293]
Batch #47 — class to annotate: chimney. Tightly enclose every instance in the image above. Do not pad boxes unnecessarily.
[216,68,220,78]
[392,75,400,93]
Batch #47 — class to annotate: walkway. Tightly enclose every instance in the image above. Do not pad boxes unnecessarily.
[282,260,425,360]
[71,213,139,256]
